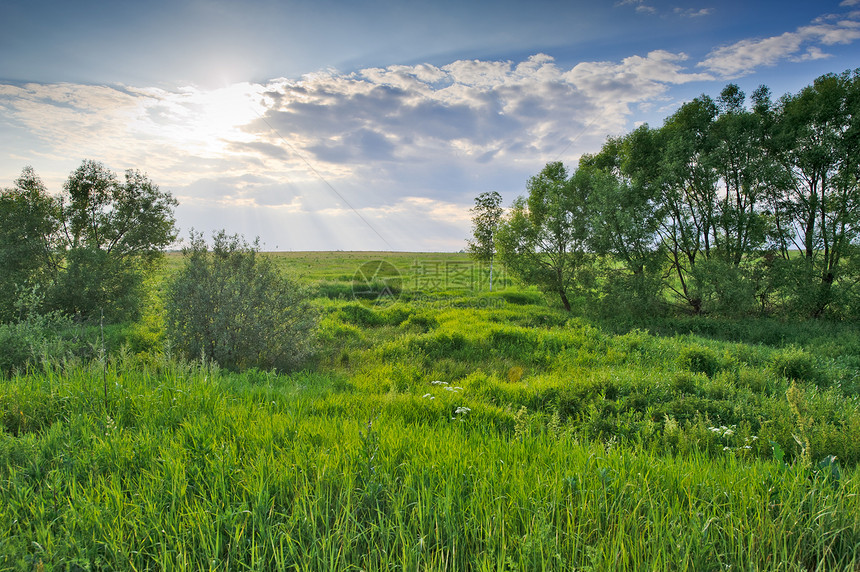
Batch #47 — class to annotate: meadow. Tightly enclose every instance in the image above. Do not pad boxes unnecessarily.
[2,252,860,570]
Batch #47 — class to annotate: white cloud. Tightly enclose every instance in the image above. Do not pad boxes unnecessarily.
[1,51,712,249]
[791,46,832,62]
[674,7,713,18]
[255,50,708,179]
[615,0,657,14]
[699,10,860,77]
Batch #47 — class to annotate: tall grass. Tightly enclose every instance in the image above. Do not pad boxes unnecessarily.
[2,252,860,569]
[2,357,859,570]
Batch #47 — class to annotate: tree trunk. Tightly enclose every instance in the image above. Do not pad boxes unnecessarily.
[559,288,572,312]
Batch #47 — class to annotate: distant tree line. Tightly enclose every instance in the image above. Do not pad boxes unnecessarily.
[476,69,860,318]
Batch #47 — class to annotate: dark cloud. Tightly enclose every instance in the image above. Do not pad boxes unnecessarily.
[308,128,396,163]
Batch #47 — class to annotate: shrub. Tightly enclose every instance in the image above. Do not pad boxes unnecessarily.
[0,311,73,376]
[769,347,820,385]
[338,303,383,327]
[677,345,726,378]
[165,231,318,372]
[500,290,546,306]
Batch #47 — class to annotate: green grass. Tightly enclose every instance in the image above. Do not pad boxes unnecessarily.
[2,252,860,570]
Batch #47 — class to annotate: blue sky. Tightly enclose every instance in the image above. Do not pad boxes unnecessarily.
[2,0,859,251]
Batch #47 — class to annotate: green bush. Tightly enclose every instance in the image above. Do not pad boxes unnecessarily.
[500,289,545,306]
[0,312,73,376]
[165,231,318,372]
[400,312,438,332]
[48,247,146,322]
[769,347,820,384]
[677,345,726,378]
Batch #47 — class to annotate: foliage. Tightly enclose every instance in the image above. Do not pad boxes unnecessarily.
[60,161,178,260]
[466,190,503,291]
[0,167,62,321]
[769,346,821,385]
[49,247,147,322]
[496,162,593,311]
[0,161,177,323]
[495,70,860,319]
[0,310,73,377]
[2,252,860,569]
[165,230,318,372]
[53,161,177,320]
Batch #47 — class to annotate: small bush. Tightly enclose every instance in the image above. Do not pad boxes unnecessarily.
[0,311,74,376]
[769,347,820,385]
[500,290,545,306]
[489,327,539,360]
[316,281,353,299]
[672,371,700,394]
[677,345,725,378]
[379,305,413,326]
[165,231,318,372]
[318,315,363,344]
[410,331,469,359]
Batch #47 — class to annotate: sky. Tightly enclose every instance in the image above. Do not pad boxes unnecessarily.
[1,0,859,251]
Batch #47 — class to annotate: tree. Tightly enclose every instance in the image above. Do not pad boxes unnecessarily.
[769,70,860,316]
[578,128,665,315]
[466,191,503,291]
[61,160,177,260]
[710,84,772,266]
[51,160,178,320]
[0,167,62,321]
[166,231,318,372]
[657,95,720,312]
[496,162,592,312]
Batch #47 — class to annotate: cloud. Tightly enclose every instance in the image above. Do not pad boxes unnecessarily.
[674,7,712,18]
[699,10,860,77]
[615,0,657,14]
[255,51,708,175]
[1,51,714,248]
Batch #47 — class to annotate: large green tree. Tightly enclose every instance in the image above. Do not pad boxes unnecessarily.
[770,70,860,316]
[0,167,62,321]
[578,127,665,315]
[710,84,773,266]
[51,160,178,320]
[657,95,720,312]
[0,160,178,322]
[496,162,592,312]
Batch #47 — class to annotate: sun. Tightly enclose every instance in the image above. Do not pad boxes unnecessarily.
[140,82,268,158]
[194,83,266,136]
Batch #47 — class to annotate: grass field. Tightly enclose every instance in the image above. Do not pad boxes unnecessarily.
[2,252,860,570]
